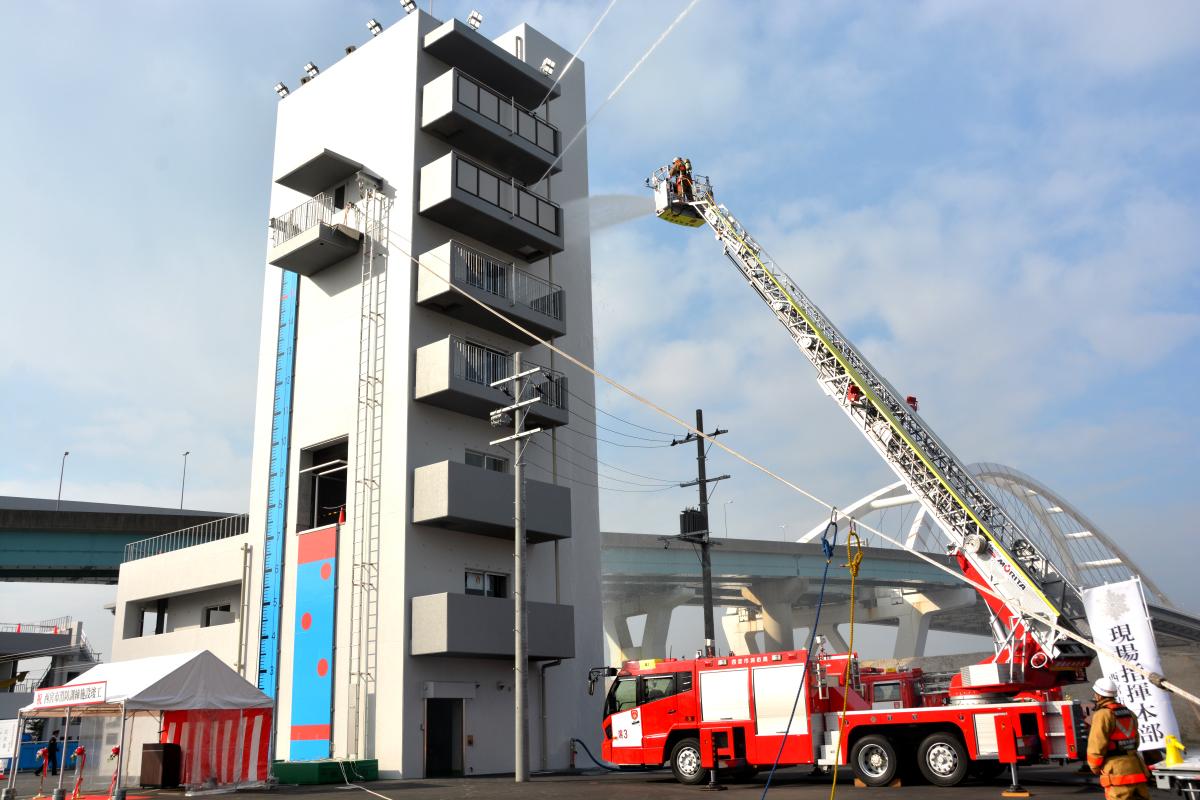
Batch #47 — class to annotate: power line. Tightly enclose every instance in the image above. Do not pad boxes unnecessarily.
[564,384,680,436]
[529,438,674,487]
[550,431,687,484]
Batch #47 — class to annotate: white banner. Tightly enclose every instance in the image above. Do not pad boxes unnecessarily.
[1082,577,1179,751]
[31,681,107,709]
[0,719,17,759]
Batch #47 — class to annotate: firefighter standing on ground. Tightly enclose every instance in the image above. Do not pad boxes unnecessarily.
[1087,677,1151,799]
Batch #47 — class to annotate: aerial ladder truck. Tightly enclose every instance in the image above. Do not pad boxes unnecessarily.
[585,164,1097,787]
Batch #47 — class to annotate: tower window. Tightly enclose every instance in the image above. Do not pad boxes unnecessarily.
[465,570,507,598]
[465,449,507,473]
[297,436,349,531]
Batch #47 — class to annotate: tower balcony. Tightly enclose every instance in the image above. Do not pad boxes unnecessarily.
[414,335,568,429]
[418,151,563,261]
[416,241,565,344]
[423,18,560,110]
[411,460,572,544]
[267,194,361,276]
[411,592,575,660]
[422,68,560,185]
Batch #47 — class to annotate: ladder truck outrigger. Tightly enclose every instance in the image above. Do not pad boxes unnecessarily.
[585,163,1098,787]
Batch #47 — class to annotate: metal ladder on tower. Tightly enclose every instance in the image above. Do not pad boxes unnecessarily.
[649,166,1090,665]
[347,179,391,759]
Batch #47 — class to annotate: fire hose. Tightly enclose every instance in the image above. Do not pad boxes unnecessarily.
[760,513,840,799]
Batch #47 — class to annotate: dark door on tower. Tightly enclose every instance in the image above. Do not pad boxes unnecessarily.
[425,698,464,777]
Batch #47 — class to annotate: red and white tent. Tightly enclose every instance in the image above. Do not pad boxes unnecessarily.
[11,651,273,793]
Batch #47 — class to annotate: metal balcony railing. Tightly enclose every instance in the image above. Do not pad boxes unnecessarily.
[269,194,340,247]
[450,336,567,410]
[453,154,560,235]
[123,513,250,562]
[453,70,559,155]
[451,241,563,321]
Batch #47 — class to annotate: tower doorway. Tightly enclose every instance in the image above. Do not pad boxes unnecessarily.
[424,698,464,777]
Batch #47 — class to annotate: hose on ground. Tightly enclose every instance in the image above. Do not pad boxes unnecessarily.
[571,738,621,771]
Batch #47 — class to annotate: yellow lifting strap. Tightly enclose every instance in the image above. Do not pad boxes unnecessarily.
[829,522,864,800]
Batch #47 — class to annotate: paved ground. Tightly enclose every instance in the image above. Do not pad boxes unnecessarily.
[7,765,1142,799]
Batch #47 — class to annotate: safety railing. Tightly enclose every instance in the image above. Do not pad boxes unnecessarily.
[450,241,563,321]
[453,70,559,155]
[123,513,250,562]
[269,194,339,247]
[450,336,567,410]
[453,153,560,235]
[0,620,67,635]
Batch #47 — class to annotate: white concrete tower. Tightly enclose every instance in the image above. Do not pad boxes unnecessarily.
[245,10,601,777]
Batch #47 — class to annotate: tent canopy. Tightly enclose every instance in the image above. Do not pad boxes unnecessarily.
[21,650,272,715]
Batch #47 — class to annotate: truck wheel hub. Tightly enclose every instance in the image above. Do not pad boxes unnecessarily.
[927,743,958,775]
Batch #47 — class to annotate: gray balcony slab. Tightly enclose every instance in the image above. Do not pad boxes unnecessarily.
[419,152,564,261]
[415,242,566,344]
[411,592,574,659]
[413,337,568,429]
[267,222,361,276]
[423,19,560,110]
[274,149,365,196]
[412,460,571,544]
[422,69,559,185]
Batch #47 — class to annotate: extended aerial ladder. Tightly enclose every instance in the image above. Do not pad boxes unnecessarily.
[648,163,1092,695]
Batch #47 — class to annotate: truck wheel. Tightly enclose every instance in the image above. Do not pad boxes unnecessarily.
[850,734,898,787]
[670,738,706,786]
[917,732,969,787]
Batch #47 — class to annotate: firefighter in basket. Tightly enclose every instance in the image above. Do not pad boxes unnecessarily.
[1087,677,1152,799]
[669,156,694,202]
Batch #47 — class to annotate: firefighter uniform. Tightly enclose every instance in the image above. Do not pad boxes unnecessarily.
[1087,696,1151,800]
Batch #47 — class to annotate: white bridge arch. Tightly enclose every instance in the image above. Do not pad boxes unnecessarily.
[798,461,1171,607]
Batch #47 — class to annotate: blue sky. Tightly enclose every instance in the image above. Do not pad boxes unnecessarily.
[1,1,1197,658]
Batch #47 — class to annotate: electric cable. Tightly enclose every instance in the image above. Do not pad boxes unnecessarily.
[549,432,688,484]
[528,438,676,487]
[381,231,1200,712]
[563,384,680,436]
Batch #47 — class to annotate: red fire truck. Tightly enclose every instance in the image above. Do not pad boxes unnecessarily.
[590,649,1086,786]
[586,166,1102,786]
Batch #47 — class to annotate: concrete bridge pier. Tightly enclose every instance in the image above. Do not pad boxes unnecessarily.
[602,588,694,664]
[741,577,806,652]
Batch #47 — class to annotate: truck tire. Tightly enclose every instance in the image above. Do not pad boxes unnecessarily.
[850,734,898,787]
[917,731,969,787]
[670,738,706,786]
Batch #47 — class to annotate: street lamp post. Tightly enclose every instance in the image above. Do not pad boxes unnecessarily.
[179,451,191,510]
[779,523,788,541]
[56,451,69,511]
[723,499,734,538]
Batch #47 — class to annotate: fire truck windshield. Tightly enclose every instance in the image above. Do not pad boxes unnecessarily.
[606,677,637,716]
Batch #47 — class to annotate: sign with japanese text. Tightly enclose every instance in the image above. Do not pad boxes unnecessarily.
[31,681,107,709]
[1082,577,1178,751]
[611,708,642,748]
[0,719,18,759]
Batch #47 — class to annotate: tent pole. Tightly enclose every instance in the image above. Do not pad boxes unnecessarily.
[114,705,127,800]
[2,711,21,800]
[52,709,70,800]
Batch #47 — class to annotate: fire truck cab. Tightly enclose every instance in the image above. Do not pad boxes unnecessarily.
[594,650,1086,787]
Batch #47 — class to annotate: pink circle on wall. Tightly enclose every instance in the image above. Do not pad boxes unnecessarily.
[321,562,332,580]
[301,613,312,630]
[317,658,329,677]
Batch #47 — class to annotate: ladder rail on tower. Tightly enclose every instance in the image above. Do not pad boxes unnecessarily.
[647,164,1091,692]
[347,178,390,759]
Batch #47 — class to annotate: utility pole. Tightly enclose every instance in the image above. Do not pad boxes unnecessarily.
[670,410,728,658]
[490,352,544,783]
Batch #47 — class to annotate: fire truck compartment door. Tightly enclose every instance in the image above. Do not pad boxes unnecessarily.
[752,663,809,735]
[611,708,643,748]
[700,668,751,722]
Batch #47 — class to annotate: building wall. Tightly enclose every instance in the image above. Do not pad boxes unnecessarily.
[110,534,250,667]
[242,11,602,777]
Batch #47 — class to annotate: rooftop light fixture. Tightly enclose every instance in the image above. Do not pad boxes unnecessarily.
[304,62,320,79]
[274,82,290,98]
[367,18,383,35]
[402,0,417,13]
[467,10,483,30]
[540,57,556,76]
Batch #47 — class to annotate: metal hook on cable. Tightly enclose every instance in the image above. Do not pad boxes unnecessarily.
[820,507,838,560]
